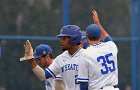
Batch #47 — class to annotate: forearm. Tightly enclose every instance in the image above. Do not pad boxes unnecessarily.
[32,65,46,81]
[55,80,65,90]
[96,23,109,39]
[27,59,46,81]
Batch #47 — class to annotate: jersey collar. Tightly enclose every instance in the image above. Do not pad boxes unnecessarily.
[91,42,102,46]
[68,48,82,58]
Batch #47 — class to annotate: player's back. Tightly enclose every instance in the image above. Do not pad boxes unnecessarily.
[81,41,118,90]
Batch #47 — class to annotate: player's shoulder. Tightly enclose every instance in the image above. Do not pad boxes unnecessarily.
[103,41,118,54]
[80,49,95,64]
[55,50,68,59]
[103,36,116,45]
[52,52,67,64]
[82,46,93,54]
[105,41,117,48]
[80,49,91,59]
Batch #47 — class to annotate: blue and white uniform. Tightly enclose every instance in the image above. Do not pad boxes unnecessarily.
[45,78,55,90]
[45,48,84,90]
[45,75,62,90]
[78,38,118,90]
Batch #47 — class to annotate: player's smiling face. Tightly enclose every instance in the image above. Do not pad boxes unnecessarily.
[59,36,71,50]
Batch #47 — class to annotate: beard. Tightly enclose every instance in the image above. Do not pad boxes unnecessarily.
[62,48,67,51]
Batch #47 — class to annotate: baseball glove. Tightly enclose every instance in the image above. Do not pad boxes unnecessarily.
[20,40,34,61]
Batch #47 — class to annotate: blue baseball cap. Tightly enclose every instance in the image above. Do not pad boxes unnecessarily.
[33,44,52,59]
[86,24,101,38]
[57,25,82,44]
[57,25,81,37]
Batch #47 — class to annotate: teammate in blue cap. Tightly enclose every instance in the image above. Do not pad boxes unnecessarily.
[77,10,119,90]
[86,24,101,39]
[20,42,65,90]
[33,44,53,68]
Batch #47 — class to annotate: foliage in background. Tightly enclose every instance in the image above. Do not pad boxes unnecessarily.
[0,0,131,90]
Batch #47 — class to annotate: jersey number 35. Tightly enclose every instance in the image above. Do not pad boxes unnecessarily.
[97,53,115,74]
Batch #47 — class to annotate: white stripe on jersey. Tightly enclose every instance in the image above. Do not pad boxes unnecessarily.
[46,68,56,78]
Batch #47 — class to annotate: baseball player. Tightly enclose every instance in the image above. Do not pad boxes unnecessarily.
[21,42,65,90]
[77,10,119,90]
[21,25,83,90]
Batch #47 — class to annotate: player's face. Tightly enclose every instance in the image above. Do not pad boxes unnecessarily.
[59,36,71,51]
[36,56,48,68]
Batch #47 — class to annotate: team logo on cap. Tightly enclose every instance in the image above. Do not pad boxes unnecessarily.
[43,51,46,54]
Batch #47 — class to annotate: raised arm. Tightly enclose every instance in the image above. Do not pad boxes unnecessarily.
[92,10,111,40]
[20,40,46,81]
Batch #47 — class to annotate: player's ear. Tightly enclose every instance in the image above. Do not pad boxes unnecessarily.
[45,54,52,60]
[46,54,50,57]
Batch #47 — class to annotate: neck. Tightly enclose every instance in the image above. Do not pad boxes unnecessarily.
[68,45,80,55]
[89,40,100,45]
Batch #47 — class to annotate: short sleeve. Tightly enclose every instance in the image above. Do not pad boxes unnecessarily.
[106,41,118,55]
[77,54,89,82]
[45,57,60,78]
[103,36,113,42]
[55,74,62,80]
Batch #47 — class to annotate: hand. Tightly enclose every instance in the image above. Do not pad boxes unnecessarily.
[20,40,34,61]
[92,10,100,25]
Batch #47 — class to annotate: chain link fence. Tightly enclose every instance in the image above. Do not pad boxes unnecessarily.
[0,0,136,90]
